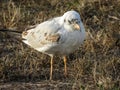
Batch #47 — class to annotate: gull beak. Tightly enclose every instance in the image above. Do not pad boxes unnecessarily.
[73,23,80,31]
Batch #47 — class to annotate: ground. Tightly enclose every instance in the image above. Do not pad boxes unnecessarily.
[0,0,120,90]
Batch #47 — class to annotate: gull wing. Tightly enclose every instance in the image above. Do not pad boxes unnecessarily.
[22,17,63,49]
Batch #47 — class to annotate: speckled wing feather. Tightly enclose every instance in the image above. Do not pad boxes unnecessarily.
[22,17,62,49]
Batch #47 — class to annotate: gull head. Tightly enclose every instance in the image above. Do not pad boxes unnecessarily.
[63,10,81,31]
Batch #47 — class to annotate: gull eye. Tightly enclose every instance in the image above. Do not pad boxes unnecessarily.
[72,19,74,22]
[78,21,80,23]
[75,19,80,23]
[75,19,78,22]
[64,19,66,22]
[68,20,72,24]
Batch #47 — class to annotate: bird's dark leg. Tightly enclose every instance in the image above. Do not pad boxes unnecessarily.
[63,56,67,77]
[50,56,53,80]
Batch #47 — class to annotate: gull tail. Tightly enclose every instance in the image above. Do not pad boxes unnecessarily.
[0,28,22,40]
[0,28,31,46]
[0,28,29,40]
[0,29,22,33]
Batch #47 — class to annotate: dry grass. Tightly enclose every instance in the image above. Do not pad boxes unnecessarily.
[0,0,120,90]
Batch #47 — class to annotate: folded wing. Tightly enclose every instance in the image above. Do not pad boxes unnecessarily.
[22,18,63,49]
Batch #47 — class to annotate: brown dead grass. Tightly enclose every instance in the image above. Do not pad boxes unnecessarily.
[0,0,120,90]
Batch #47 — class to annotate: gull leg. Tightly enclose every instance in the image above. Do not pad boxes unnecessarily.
[50,56,53,80]
[63,56,67,77]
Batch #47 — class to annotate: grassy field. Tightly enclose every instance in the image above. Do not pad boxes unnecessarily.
[0,0,120,90]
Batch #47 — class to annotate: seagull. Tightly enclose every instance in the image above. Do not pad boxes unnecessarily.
[22,10,86,80]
